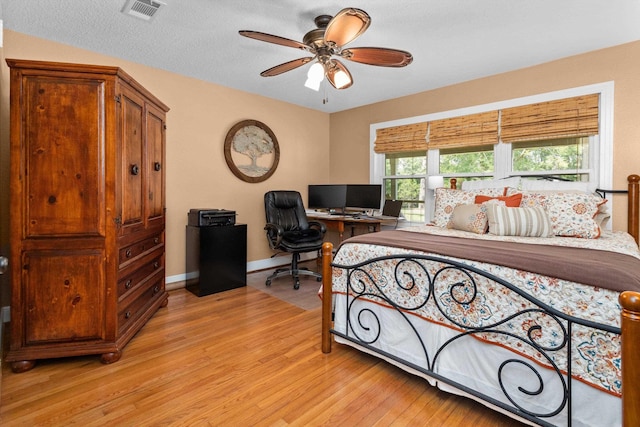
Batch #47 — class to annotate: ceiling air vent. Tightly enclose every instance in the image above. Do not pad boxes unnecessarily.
[122,0,165,22]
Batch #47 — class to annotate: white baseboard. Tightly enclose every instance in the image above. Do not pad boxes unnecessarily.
[164,253,317,288]
[1,305,10,323]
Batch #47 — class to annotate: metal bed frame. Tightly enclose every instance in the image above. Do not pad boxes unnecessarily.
[321,174,640,426]
[329,253,618,426]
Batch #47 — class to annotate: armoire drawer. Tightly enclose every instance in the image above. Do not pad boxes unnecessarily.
[117,254,164,298]
[118,275,164,333]
[119,233,163,265]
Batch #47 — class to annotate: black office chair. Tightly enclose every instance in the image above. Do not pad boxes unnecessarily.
[264,191,326,289]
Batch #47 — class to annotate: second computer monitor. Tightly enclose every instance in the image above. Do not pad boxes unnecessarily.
[345,184,382,210]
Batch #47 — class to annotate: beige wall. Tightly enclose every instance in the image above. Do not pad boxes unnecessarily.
[0,31,330,284]
[1,30,639,291]
[330,41,640,231]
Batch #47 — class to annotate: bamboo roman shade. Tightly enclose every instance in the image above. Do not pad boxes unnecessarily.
[429,111,499,149]
[374,122,428,153]
[500,94,599,142]
[374,94,599,154]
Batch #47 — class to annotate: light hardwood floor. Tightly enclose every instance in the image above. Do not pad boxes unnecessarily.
[1,269,524,426]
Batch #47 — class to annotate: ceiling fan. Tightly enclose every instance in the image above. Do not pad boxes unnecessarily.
[239,8,413,91]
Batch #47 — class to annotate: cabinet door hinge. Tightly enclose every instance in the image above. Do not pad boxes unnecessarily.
[114,94,121,104]
[114,216,122,225]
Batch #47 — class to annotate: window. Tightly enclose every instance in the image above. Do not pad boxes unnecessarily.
[511,137,590,182]
[439,145,494,188]
[383,151,426,223]
[371,83,614,224]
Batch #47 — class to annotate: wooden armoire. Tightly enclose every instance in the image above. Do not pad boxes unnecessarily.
[6,59,170,372]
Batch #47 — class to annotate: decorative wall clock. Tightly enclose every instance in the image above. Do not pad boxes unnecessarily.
[224,119,280,183]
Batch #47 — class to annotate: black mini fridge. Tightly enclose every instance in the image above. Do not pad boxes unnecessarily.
[185,222,247,297]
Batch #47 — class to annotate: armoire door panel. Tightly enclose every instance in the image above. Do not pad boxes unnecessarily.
[121,92,144,230]
[24,77,105,237]
[23,250,106,344]
[147,109,164,221]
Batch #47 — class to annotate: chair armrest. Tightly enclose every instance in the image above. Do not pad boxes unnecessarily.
[264,223,285,249]
[308,220,327,235]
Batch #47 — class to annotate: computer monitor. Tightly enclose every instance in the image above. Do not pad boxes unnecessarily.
[308,185,347,211]
[345,184,382,210]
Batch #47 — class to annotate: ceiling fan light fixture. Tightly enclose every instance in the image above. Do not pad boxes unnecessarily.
[304,62,324,91]
[304,76,322,91]
[325,59,353,90]
[333,70,351,89]
[308,62,325,80]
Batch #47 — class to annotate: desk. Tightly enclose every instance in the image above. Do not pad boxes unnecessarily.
[307,213,382,243]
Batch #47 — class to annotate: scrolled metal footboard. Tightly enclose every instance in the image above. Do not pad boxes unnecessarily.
[322,243,621,427]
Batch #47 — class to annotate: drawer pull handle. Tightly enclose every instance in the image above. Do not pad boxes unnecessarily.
[125,311,131,319]
[153,286,160,294]
[130,164,140,175]
[125,280,133,290]
[154,162,161,171]
[154,237,159,244]
[126,249,132,258]
[154,262,159,269]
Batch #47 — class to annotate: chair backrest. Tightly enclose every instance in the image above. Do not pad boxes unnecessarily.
[382,199,403,217]
[264,191,310,231]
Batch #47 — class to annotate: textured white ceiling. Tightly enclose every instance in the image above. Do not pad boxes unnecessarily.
[2,0,640,113]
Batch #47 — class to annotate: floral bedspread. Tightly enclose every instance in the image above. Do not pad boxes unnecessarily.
[331,227,639,396]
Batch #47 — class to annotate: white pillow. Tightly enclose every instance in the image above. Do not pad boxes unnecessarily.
[461,176,521,191]
[521,179,590,193]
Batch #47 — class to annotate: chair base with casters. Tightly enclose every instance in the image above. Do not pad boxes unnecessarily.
[264,190,327,290]
[265,253,322,290]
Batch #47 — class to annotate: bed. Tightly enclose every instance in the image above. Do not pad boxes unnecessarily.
[320,175,640,427]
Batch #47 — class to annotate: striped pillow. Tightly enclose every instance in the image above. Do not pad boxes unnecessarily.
[485,205,553,237]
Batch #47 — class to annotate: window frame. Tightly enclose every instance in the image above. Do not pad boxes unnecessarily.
[371,82,614,224]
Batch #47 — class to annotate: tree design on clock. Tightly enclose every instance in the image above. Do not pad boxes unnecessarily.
[224,120,280,183]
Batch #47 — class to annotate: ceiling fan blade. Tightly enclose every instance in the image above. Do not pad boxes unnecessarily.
[325,59,353,90]
[323,8,371,47]
[260,57,314,77]
[341,47,413,67]
[239,30,309,51]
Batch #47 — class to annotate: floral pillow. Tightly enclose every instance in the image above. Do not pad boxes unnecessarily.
[505,189,606,238]
[449,203,488,234]
[433,187,504,228]
[505,187,550,209]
